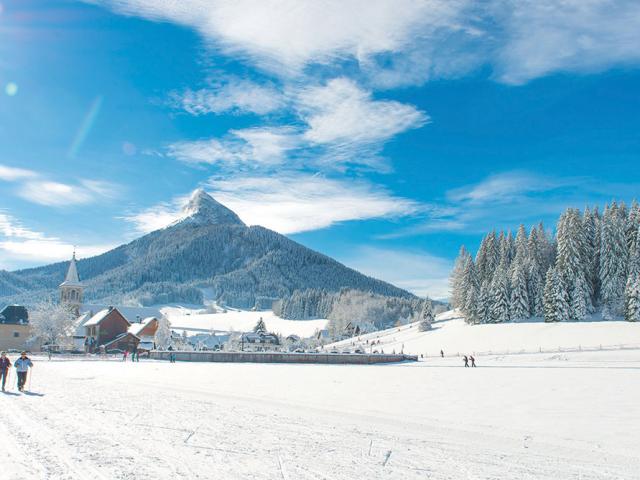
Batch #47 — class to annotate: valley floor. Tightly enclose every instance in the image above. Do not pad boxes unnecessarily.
[1,351,639,479]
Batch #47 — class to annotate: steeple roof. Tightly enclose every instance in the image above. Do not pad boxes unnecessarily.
[60,252,84,288]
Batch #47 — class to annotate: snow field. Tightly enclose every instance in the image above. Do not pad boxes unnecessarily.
[1,350,639,479]
[161,306,328,337]
[328,310,640,357]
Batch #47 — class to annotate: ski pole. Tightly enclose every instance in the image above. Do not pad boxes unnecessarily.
[27,369,32,391]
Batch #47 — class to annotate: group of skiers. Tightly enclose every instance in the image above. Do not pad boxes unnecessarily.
[0,351,34,392]
[463,355,477,367]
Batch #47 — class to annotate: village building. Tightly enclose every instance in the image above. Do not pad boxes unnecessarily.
[128,317,159,352]
[60,253,165,353]
[59,251,85,316]
[0,305,32,351]
[240,331,280,352]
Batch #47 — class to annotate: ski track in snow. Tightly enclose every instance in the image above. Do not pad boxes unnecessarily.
[1,351,639,479]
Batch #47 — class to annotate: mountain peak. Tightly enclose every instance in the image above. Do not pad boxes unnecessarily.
[178,189,245,227]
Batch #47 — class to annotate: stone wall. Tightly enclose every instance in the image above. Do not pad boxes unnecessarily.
[150,351,417,364]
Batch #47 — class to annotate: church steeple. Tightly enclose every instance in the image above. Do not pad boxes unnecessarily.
[60,250,85,315]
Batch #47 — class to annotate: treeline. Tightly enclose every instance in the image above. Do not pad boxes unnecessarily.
[451,201,640,323]
[275,288,439,336]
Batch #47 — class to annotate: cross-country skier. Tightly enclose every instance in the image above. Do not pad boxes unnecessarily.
[463,355,469,367]
[470,355,476,367]
[440,349,444,358]
[0,352,11,392]
[14,352,33,392]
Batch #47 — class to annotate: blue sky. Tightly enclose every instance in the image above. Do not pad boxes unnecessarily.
[1,0,639,299]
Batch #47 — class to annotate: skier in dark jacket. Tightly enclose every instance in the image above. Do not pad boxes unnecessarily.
[0,352,11,392]
[440,349,444,358]
[470,355,476,367]
[463,355,469,367]
[14,352,33,392]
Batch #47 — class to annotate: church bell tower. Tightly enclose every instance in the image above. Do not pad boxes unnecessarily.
[60,251,85,316]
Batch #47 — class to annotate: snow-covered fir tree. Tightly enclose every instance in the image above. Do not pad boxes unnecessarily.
[419,301,434,331]
[489,266,510,323]
[451,200,639,324]
[509,263,529,321]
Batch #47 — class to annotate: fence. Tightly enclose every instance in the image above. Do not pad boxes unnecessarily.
[150,351,418,364]
[421,343,640,358]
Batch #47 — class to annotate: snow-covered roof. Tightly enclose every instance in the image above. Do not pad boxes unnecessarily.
[83,308,114,327]
[72,312,91,337]
[81,304,164,323]
[102,332,139,348]
[128,317,157,336]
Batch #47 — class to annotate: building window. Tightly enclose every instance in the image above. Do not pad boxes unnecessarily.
[13,332,20,338]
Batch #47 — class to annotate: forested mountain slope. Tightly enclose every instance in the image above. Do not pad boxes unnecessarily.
[0,190,413,308]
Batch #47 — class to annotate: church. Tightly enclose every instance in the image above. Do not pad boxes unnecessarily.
[60,253,163,354]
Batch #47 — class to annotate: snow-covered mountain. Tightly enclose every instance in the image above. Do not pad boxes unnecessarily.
[0,190,413,308]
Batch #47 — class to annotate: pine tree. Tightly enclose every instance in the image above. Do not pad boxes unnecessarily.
[569,273,588,321]
[527,258,545,317]
[253,318,267,333]
[509,263,530,321]
[450,246,471,309]
[599,203,628,319]
[477,282,492,324]
[543,268,557,323]
[475,231,498,286]
[490,267,510,323]
[625,226,640,322]
[419,301,434,331]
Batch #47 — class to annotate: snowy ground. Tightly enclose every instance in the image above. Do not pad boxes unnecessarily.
[161,306,328,337]
[329,310,640,357]
[2,351,639,479]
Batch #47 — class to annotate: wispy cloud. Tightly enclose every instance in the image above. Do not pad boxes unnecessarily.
[167,78,427,172]
[124,174,421,235]
[168,127,299,167]
[0,163,120,208]
[91,1,640,86]
[0,164,38,181]
[17,179,119,207]
[173,77,286,116]
[396,171,640,236]
[341,246,453,300]
[297,77,428,146]
[0,212,113,268]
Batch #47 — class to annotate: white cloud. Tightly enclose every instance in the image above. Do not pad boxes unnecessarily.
[175,78,285,115]
[0,212,113,267]
[167,127,298,167]
[124,175,421,235]
[446,171,565,205]
[205,174,421,234]
[341,246,453,300]
[122,198,186,235]
[93,0,640,85]
[495,0,640,84]
[17,179,118,207]
[298,78,428,145]
[93,0,456,76]
[168,79,427,171]
[0,164,37,182]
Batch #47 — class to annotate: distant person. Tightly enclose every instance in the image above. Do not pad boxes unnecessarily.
[440,349,444,358]
[470,355,476,367]
[123,350,128,361]
[463,355,469,367]
[0,352,11,392]
[14,352,33,392]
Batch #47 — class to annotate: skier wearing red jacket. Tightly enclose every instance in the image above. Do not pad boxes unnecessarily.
[0,352,11,392]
